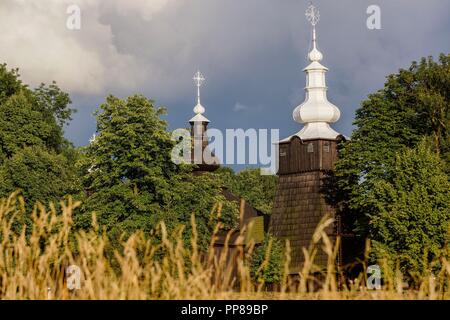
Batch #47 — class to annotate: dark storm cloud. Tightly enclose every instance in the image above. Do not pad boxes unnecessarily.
[1,0,448,154]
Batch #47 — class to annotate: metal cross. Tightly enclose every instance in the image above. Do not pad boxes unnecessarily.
[193,71,205,88]
[305,3,320,26]
[193,71,205,105]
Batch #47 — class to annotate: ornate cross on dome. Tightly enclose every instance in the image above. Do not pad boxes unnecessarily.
[191,71,207,119]
[193,71,205,106]
[305,3,320,26]
[305,3,322,61]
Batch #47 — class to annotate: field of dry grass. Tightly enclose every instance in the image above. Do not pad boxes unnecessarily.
[0,192,448,300]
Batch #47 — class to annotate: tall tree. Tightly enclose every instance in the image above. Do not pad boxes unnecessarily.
[368,141,450,278]
[78,95,238,249]
[0,64,79,210]
[0,64,75,158]
[334,54,450,236]
[0,146,81,212]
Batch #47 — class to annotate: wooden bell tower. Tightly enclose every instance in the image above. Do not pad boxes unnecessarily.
[271,137,344,273]
[189,71,220,173]
[270,4,346,274]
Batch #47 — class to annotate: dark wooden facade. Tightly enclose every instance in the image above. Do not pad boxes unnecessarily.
[277,138,339,174]
[270,136,343,274]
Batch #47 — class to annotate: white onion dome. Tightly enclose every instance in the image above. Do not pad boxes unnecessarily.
[308,46,323,62]
[190,102,209,123]
[193,102,205,115]
[291,27,341,140]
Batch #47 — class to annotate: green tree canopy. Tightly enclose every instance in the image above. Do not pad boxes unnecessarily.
[216,167,278,215]
[335,54,450,235]
[0,146,81,211]
[0,64,74,158]
[0,64,79,210]
[368,141,450,278]
[78,95,238,249]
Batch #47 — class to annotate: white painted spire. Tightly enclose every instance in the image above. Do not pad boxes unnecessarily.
[190,70,209,123]
[290,3,341,140]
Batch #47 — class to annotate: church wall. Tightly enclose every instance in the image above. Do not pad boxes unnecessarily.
[270,138,340,274]
[278,138,339,174]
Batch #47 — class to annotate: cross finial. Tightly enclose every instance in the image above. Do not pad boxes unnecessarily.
[89,133,96,144]
[305,3,320,26]
[305,3,322,58]
[193,70,205,106]
[193,70,205,87]
[192,70,206,116]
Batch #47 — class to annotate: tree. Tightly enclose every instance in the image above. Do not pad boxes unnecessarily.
[0,146,81,215]
[0,64,79,209]
[33,82,74,152]
[170,173,239,250]
[0,91,58,158]
[0,64,75,158]
[77,94,180,242]
[367,141,450,278]
[334,54,450,236]
[78,95,238,249]
[216,167,278,215]
[0,65,23,105]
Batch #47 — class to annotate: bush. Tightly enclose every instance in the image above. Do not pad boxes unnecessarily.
[250,234,284,285]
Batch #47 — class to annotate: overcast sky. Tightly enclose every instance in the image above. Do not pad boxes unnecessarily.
[0,0,449,169]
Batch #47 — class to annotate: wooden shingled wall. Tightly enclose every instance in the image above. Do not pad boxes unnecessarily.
[270,137,341,274]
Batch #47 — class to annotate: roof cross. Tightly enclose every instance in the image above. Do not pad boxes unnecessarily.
[305,3,320,26]
[193,71,205,106]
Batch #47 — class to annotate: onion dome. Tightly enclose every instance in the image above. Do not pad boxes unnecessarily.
[291,4,341,140]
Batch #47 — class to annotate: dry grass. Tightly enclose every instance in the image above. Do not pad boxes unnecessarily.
[0,192,448,300]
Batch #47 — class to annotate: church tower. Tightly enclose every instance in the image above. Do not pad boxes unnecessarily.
[270,4,344,274]
[189,71,220,173]
[185,71,266,273]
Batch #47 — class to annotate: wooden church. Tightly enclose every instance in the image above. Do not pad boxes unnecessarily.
[270,4,352,274]
[185,4,356,279]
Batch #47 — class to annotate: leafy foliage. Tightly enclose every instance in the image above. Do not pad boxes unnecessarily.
[0,64,79,210]
[0,64,23,105]
[368,141,450,277]
[250,234,284,284]
[170,173,239,250]
[335,54,450,235]
[0,147,81,204]
[215,167,278,215]
[78,95,238,250]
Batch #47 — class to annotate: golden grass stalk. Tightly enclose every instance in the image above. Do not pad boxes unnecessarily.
[0,193,448,300]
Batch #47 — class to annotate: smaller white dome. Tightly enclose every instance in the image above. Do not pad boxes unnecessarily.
[308,47,323,62]
[193,103,205,115]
